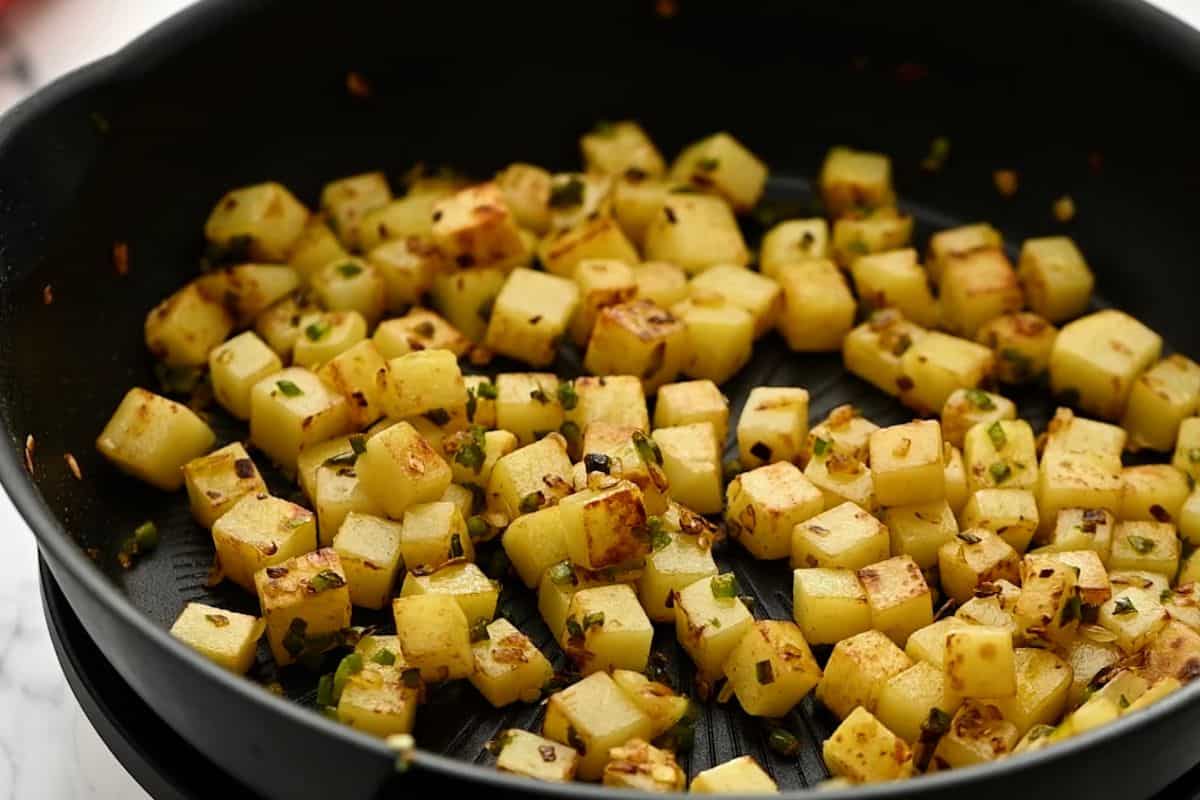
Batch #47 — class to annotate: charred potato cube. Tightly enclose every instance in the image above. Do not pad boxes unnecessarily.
[539,214,638,277]
[724,620,822,717]
[927,223,1003,284]
[603,739,686,793]
[931,701,1019,770]
[937,528,1020,603]
[196,264,300,326]
[255,548,351,666]
[486,435,574,520]
[97,387,216,491]
[315,340,389,428]
[431,182,526,269]
[823,706,914,784]
[857,555,934,645]
[905,617,973,669]
[736,386,809,468]
[212,494,316,593]
[803,450,876,513]
[570,259,637,347]
[1050,309,1162,420]
[775,258,856,352]
[1017,236,1094,323]
[369,236,444,312]
[560,480,649,571]
[484,268,580,367]
[183,442,267,528]
[470,617,555,707]
[336,661,420,739]
[494,729,579,783]
[1014,559,1080,646]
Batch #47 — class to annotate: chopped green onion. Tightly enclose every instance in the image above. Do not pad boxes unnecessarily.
[632,431,663,466]
[990,462,1012,484]
[276,380,303,397]
[767,728,800,757]
[332,653,364,702]
[559,420,582,451]
[965,388,994,410]
[1112,596,1137,615]
[476,381,498,400]
[316,673,335,707]
[349,434,367,455]
[309,569,346,593]
[986,420,1007,450]
[710,574,738,599]
[564,617,584,643]
[1127,535,1155,554]
[336,262,363,278]
[134,521,159,552]
[812,437,830,457]
[283,618,308,656]
[557,381,578,410]
[957,531,982,545]
[467,515,489,541]
[371,648,396,666]
[755,660,775,685]
[449,533,465,560]
[305,320,330,341]
[582,611,605,630]
[548,561,576,586]
[465,388,478,422]
[583,453,612,474]
[519,491,544,513]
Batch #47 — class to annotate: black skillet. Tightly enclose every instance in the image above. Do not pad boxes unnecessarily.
[2,0,1200,797]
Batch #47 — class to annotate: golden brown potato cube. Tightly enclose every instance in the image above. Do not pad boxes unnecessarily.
[144,283,234,367]
[689,265,783,339]
[830,207,913,266]
[291,310,368,370]
[97,387,216,491]
[842,311,927,397]
[562,583,653,674]
[930,701,1019,770]
[653,423,723,514]
[807,404,878,465]
[310,258,387,326]
[357,190,450,253]
[759,218,830,278]
[542,671,653,781]
[791,501,889,571]
[823,706,915,784]
[905,617,973,669]
[250,366,354,474]
[775,258,855,352]
[582,120,666,178]
[367,236,443,312]
[195,264,301,326]
[1123,355,1200,452]
[398,500,473,574]
[314,461,382,544]
[850,248,939,327]
[335,661,420,739]
[332,512,404,610]
[937,528,1020,603]
[1017,236,1095,323]
[926,223,1003,284]
[315,340,389,428]
[570,259,637,346]
[655,380,728,446]
[392,593,474,682]
[724,620,822,717]
[857,555,933,645]
[875,661,956,744]
[818,146,895,218]
[670,131,767,212]
[494,729,580,783]
[320,172,392,250]
[938,248,1023,338]
[566,374,650,433]
[486,434,574,520]
[209,331,284,420]
[384,348,467,422]
[169,602,264,675]
[690,756,778,794]
[963,418,1038,495]
[792,568,872,644]
[1032,550,1111,607]
[539,214,638,277]
[673,575,754,684]
[869,420,945,506]
[944,626,1016,700]
[429,265,506,344]
[726,462,823,560]
[602,739,686,793]
[940,388,1017,450]
[816,629,913,719]
[883,500,958,570]
[644,194,748,275]
[1142,620,1200,684]
[672,298,755,384]
[632,261,689,308]
[898,331,995,416]
[470,616,554,707]
[255,548,351,666]
[804,450,876,513]
[431,182,525,270]
[495,162,553,233]
[373,308,470,359]
[183,443,267,529]
[560,480,649,571]
[1120,464,1190,523]
[583,301,690,393]
[639,531,718,621]
[400,562,498,625]
[1050,309,1162,420]
[204,181,309,261]
[1109,569,1171,596]
[736,386,809,468]
[1098,587,1168,652]
[1037,411,1125,531]
[357,421,452,519]
[1014,559,1080,646]
[484,268,580,367]
[1044,508,1115,561]
[1061,635,1123,707]
[961,489,1038,554]
[1108,520,1180,578]
[211,494,316,593]
[976,312,1058,384]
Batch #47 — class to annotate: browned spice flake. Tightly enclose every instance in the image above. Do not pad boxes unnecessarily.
[112,242,129,275]
[64,452,82,480]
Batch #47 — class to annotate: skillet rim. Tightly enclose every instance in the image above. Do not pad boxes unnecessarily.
[2,0,1200,795]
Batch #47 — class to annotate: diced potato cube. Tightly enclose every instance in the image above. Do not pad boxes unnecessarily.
[495,163,553,233]
[1180,548,1200,584]
[724,620,821,717]
[792,568,871,645]
[823,706,914,784]
[336,662,420,739]
[1142,620,1200,684]
[737,386,809,468]
[560,480,649,571]
[1014,559,1080,646]
[392,593,473,682]
[775,258,856,352]
[429,265,505,344]
[926,223,1003,284]
[672,298,755,384]
[500,505,566,588]
[1180,489,1200,549]
[430,182,525,269]
[1123,355,1200,451]
[937,529,1020,603]
[1108,520,1180,577]
[639,532,718,622]
[644,193,750,276]
[991,648,1071,737]
[542,671,653,780]
[898,331,995,416]
[791,501,888,570]
[1044,508,1115,561]
[204,181,308,261]
[484,268,580,367]
[539,214,638,278]
[208,332,283,420]
[603,739,686,793]
[883,500,958,570]
[1017,236,1094,323]
[1031,549,1110,607]
[583,120,666,178]
[368,236,444,313]
[1120,464,1190,524]
[931,701,1019,769]
[670,132,767,211]
[1174,417,1200,484]
[292,310,368,369]
[941,388,1017,450]
[944,444,968,516]
[944,626,1016,699]
[494,729,579,783]
[320,172,392,250]
[831,207,913,266]
[857,555,933,645]
[673,575,754,683]
[249,368,351,475]
[569,259,637,347]
[905,618,972,669]
[1050,310,1162,420]
[494,373,562,446]
[842,311,928,397]
[938,248,1023,338]
[398,500,473,574]
[611,669,691,741]
[356,421,450,519]
[183,443,267,529]
[690,756,778,794]
[384,348,467,421]
[1098,587,1168,652]
[961,489,1038,554]
[1037,411,1124,530]
[255,548,351,666]
[195,264,300,329]
[310,258,386,326]
[850,248,939,327]
[1109,569,1171,596]
[689,265,782,339]
[374,308,470,359]
[816,629,912,719]
[963,418,1038,495]
[537,561,627,640]
[632,261,689,308]
[583,301,690,393]
[806,404,878,464]
[170,602,264,674]
[805,451,876,512]
[976,312,1058,384]
[357,190,449,252]
[653,423,723,514]
[759,218,830,279]
[581,423,671,515]
[610,174,670,246]
[562,584,653,674]
[875,661,956,744]
[97,387,216,491]
[566,375,650,433]
[331,512,404,610]
[726,462,823,560]
[1062,636,1123,707]
[401,562,498,628]
[211,494,316,592]
[655,380,728,447]
[314,340,389,428]
[486,435,574,520]
[255,292,320,361]
[870,420,945,506]
[144,282,234,367]
[819,147,895,218]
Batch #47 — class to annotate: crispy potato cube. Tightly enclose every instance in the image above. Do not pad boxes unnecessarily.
[955,592,1019,640]
[775,258,855,352]
[883,500,958,570]
[875,661,956,744]
[211,494,316,592]
[170,602,264,674]
[857,555,933,645]
[537,561,626,639]
[611,175,671,246]
[736,386,808,468]
[583,120,666,177]
[1037,410,1125,529]
[961,489,1038,553]
[670,132,767,211]
[1109,569,1171,596]
[1050,310,1162,420]
[401,562,498,627]
[1109,520,1180,577]
[850,248,939,327]
[603,739,686,793]
[584,301,690,393]
[1062,636,1123,707]
[792,501,889,570]
[1121,464,1190,524]
[1017,236,1094,323]
[368,236,443,312]
[672,298,755,384]
[816,629,912,719]
[255,548,351,666]
[495,163,552,233]
[292,310,367,369]
[255,292,319,360]
[570,259,637,346]
[566,375,650,433]
[673,575,754,682]
[398,501,473,573]
[315,340,389,428]
[1123,355,1200,451]
[484,268,580,367]
[977,312,1058,384]
[689,265,782,339]
[320,172,392,250]
[632,261,689,307]
[560,481,649,570]
[486,435,574,519]
[759,218,829,279]
[562,584,653,674]
[690,756,778,794]
[392,593,473,682]
[494,729,579,783]
[644,194,748,275]
[944,444,969,516]
[870,420,945,506]
[429,265,505,344]
[963,418,1038,495]
[905,618,972,669]
[944,626,1016,699]
[804,451,877,513]
[204,181,308,261]
[331,512,403,609]
[494,373,562,446]
[183,443,267,528]
[609,672,690,741]
[501,505,567,588]
[931,701,1019,769]
[358,190,449,253]
[937,529,1020,603]
[938,248,1023,338]
[941,388,1017,450]
[310,258,386,325]
[249,367,351,474]
[97,387,216,491]
[807,404,878,464]
[992,648,1071,736]
[1014,559,1080,646]
[653,423,723,514]
[843,311,928,397]
[792,568,871,645]
[898,331,996,415]
[430,182,525,269]
[726,462,823,560]
[336,662,420,739]
[724,621,822,717]
[831,207,913,266]
[543,671,653,781]
[927,223,1003,284]
[1142,620,1200,684]
[1044,508,1115,561]
[819,147,894,218]
[639,533,718,622]
[209,332,283,420]
[539,214,638,278]
[356,421,452,518]
[373,308,470,359]
[144,282,234,367]
[445,428,516,494]
[655,380,728,446]
[823,706,914,783]
[1099,587,1168,652]
[384,349,467,421]
[195,264,300,328]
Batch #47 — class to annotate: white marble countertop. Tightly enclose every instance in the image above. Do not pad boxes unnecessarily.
[0,0,1199,797]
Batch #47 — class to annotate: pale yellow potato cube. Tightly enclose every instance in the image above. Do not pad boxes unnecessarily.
[446,428,516,495]
[209,332,283,420]
[499,505,566,588]
[937,528,1020,603]
[211,494,316,593]
[358,191,448,252]
[494,373,561,446]
[945,626,1016,699]
[470,618,553,707]
[537,561,626,640]
[737,386,809,468]
[398,501,473,574]
[673,299,755,384]
[1014,559,1080,646]
[940,388,1017,450]
[96,388,216,491]
[611,670,691,741]
[583,120,666,177]
[1062,636,1123,707]
[759,218,829,279]
[357,421,451,519]
[542,671,653,780]
[292,310,368,369]
[368,236,444,313]
[944,444,968,516]
[194,264,300,328]
[1120,464,1190,524]
[850,248,939,327]
[430,182,525,269]
[1044,508,1115,561]
[330,512,404,610]
[816,629,912,719]
[690,756,778,794]
[484,268,580,367]
[1174,417,1200,484]
[673,574,754,683]
[726,462,823,560]
[961,489,1038,554]
[495,163,552,233]
[655,380,728,446]
[1109,520,1180,577]
[204,181,309,262]
[539,215,638,277]
[1098,587,1168,652]
[818,146,895,218]
[883,500,958,570]
[857,555,933,645]
[807,404,878,464]
[170,602,264,674]
[644,193,749,275]
[830,207,913,266]
[842,311,928,397]
[1017,236,1094,323]
[689,265,782,339]
[939,248,1023,338]
[1142,621,1200,684]
[1050,309,1162,420]
[183,442,267,529]
[792,568,871,645]
[1037,411,1125,531]
[566,375,650,433]
[875,661,956,744]
[898,331,995,416]
[991,648,1071,737]
[956,593,1018,640]
[373,308,470,359]
[905,618,972,670]
[255,548,351,666]
[1109,569,1171,596]
[603,740,686,793]
[255,293,320,360]
[931,701,1019,769]
[1123,355,1200,451]
[583,301,690,393]
[639,532,718,622]
[632,261,689,307]
[791,501,888,570]
[976,312,1059,384]
[336,662,420,739]
[823,706,915,784]
[670,132,767,212]
[314,340,389,428]
[249,368,351,474]
[926,223,1003,284]
[870,420,945,506]
[494,729,579,783]
[611,174,671,246]
[652,423,722,514]
[310,258,386,326]
[562,584,653,674]
[545,171,615,231]
[429,265,505,344]
[775,258,855,352]
[569,259,637,346]
[804,453,876,513]
[963,418,1038,495]
[560,480,649,570]
[320,171,391,250]
[392,593,473,682]
[486,435,574,519]
[724,621,821,717]
[1181,489,1200,547]
[401,562,498,626]
[384,349,466,421]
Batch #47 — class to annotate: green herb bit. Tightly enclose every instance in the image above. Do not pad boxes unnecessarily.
[305,320,330,341]
[710,573,738,599]
[529,387,550,404]
[276,379,303,397]
[548,561,577,586]
[632,431,663,466]
[697,157,720,172]
[986,420,1007,450]
[467,515,489,541]
[455,440,486,474]
[331,653,364,703]
[465,388,478,422]
[349,434,367,455]
[519,491,545,513]
[990,462,1012,484]
[708,617,722,628]
[134,521,159,552]
[957,531,982,545]
[557,381,578,410]
[1112,596,1137,615]
[1061,594,1082,625]
[470,618,491,643]
[309,569,347,593]
[559,421,582,451]
[1127,535,1155,554]
[336,262,363,278]
[812,437,830,457]
[755,659,775,685]
[1119,694,1130,709]
[449,533,465,559]
[325,451,356,467]
[548,176,585,209]
[476,381,498,400]
[768,728,801,757]
[965,388,995,410]
[283,618,308,656]
[582,611,605,630]
[371,648,396,666]
[316,673,335,707]
[564,617,584,643]
[1190,448,1200,464]
[424,408,451,426]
